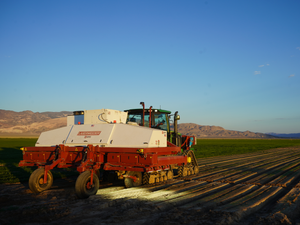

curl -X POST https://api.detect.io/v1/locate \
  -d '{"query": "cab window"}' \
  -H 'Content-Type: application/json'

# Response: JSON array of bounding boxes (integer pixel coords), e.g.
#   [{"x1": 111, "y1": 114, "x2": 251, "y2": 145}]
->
[
  {"x1": 127, "y1": 113, "x2": 150, "y2": 127},
  {"x1": 153, "y1": 113, "x2": 167, "y2": 130}
]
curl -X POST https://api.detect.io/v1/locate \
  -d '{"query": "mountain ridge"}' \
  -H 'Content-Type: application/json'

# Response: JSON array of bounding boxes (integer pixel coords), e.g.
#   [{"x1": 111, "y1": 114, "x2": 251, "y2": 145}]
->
[
  {"x1": 266, "y1": 132, "x2": 300, "y2": 138},
  {"x1": 0, "y1": 109, "x2": 71, "y2": 135},
  {"x1": 0, "y1": 109, "x2": 286, "y2": 138},
  {"x1": 177, "y1": 123, "x2": 275, "y2": 139}
]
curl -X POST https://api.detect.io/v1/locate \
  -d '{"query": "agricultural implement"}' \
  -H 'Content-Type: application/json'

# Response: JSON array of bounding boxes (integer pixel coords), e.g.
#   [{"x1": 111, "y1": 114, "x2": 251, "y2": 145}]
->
[{"x1": 19, "y1": 102, "x2": 198, "y2": 198}]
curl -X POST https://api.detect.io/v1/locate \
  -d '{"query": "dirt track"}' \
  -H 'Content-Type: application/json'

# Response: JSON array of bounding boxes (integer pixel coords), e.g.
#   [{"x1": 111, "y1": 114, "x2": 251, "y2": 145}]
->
[{"x1": 1, "y1": 147, "x2": 300, "y2": 225}]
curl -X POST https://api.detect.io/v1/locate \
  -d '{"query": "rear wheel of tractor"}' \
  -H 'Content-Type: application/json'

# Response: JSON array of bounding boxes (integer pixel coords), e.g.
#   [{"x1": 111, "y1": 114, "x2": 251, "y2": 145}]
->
[
  {"x1": 29, "y1": 168, "x2": 53, "y2": 194},
  {"x1": 75, "y1": 171, "x2": 99, "y2": 199},
  {"x1": 124, "y1": 171, "x2": 142, "y2": 188}
]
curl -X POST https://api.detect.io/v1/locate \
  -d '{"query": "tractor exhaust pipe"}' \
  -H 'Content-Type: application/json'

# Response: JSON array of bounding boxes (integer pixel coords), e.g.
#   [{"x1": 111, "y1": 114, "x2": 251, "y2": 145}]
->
[
  {"x1": 174, "y1": 111, "x2": 180, "y2": 146},
  {"x1": 140, "y1": 102, "x2": 145, "y2": 126},
  {"x1": 149, "y1": 106, "x2": 152, "y2": 128},
  {"x1": 174, "y1": 111, "x2": 178, "y2": 136}
]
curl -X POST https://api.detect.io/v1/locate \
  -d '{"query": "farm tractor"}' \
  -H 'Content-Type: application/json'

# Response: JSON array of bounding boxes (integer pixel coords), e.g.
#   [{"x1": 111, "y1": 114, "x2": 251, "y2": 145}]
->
[{"x1": 19, "y1": 102, "x2": 198, "y2": 198}]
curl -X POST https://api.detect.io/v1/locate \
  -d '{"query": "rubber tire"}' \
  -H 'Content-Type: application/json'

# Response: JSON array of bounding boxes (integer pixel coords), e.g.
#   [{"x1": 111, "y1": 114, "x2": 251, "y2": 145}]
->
[
  {"x1": 75, "y1": 171, "x2": 99, "y2": 199},
  {"x1": 29, "y1": 168, "x2": 53, "y2": 194},
  {"x1": 124, "y1": 171, "x2": 142, "y2": 188}
]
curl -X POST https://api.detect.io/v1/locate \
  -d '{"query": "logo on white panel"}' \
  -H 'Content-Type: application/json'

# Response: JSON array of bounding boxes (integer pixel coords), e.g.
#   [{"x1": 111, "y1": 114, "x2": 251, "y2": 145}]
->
[{"x1": 77, "y1": 131, "x2": 101, "y2": 136}]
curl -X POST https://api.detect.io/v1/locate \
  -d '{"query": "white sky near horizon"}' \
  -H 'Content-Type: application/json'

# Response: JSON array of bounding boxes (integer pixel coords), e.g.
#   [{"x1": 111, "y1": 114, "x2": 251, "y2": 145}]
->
[{"x1": 0, "y1": 0, "x2": 299, "y2": 134}]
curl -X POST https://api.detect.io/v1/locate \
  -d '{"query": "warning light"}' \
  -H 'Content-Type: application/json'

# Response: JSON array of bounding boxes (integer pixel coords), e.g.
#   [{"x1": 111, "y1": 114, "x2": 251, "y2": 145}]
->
[
  {"x1": 78, "y1": 121, "x2": 81, "y2": 125},
  {"x1": 113, "y1": 120, "x2": 116, "y2": 123}
]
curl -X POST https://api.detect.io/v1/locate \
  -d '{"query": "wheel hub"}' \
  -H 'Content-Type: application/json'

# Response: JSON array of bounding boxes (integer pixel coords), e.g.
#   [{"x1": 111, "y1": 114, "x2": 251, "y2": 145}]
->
[
  {"x1": 86, "y1": 182, "x2": 94, "y2": 189},
  {"x1": 39, "y1": 178, "x2": 44, "y2": 185}
]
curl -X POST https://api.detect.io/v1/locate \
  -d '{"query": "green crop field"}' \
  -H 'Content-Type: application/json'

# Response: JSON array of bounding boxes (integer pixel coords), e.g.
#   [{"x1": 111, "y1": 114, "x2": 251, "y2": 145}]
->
[
  {"x1": 0, "y1": 138, "x2": 300, "y2": 184},
  {"x1": 0, "y1": 138, "x2": 78, "y2": 184},
  {"x1": 193, "y1": 139, "x2": 300, "y2": 158}
]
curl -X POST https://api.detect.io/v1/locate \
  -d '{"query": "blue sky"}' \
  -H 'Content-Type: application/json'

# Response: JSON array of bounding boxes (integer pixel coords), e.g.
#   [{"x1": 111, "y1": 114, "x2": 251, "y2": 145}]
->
[{"x1": 0, "y1": 0, "x2": 299, "y2": 133}]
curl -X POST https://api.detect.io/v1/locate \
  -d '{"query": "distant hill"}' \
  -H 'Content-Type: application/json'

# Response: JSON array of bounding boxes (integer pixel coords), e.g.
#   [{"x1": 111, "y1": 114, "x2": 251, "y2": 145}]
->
[
  {"x1": 266, "y1": 132, "x2": 300, "y2": 138},
  {"x1": 0, "y1": 109, "x2": 71, "y2": 135},
  {"x1": 0, "y1": 109, "x2": 277, "y2": 138},
  {"x1": 177, "y1": 123, "x2": 276, "y2": 139}
]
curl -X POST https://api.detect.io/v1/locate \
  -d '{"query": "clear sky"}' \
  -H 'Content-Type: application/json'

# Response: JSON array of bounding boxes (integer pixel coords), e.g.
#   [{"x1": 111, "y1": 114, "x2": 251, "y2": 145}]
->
[{"x1": 0, "y1": 0, "x2": 299, "y2": 133}]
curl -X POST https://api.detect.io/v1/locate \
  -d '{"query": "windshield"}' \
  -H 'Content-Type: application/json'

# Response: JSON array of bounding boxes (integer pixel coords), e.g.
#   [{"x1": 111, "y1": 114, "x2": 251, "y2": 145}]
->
[
  {"x1": 127, "y1": 112, "x2": 168, "y2": 131},
  {"x1": 127, "y1": 113, "x2": 150, "y2": 127}
]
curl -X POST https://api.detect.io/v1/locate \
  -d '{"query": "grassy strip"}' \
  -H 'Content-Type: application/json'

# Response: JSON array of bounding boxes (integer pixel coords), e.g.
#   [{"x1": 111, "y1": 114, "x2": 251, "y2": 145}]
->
[
  {"x1": 193, "y1": 139, "x2": 300, "y2": 158},
  {"x1": 0, "y1": 138, "x2": 78, "y2": 184}
]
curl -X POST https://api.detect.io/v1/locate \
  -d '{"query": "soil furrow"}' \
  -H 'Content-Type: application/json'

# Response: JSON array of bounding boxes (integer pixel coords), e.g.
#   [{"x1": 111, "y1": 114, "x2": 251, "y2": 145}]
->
[
  {"x1": 255, "y1": 188, "x2": 300, "y2": 224},
  {"x1": 2, "y1": 147, "x2": 300, "y2": 225},
  {"x1": 265, "y1": 164, "x2": 300, "y2": 187},
  {"x1": 215, "y1": 186, "x2": 284, "y2": 224},
  {"x1": 192, "y1": 152, "x2": 297, "y2": 182},
  {"x1": 241, "y1": 156, "x2": 300, "y2": 185},
  {"x1": 179, "y1": 184, "x2": 257, "y2": 210}
]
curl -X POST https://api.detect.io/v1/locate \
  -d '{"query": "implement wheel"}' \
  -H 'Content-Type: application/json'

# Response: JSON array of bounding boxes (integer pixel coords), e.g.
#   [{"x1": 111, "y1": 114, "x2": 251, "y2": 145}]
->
[
  {"x1": 29, "y1": 168, "x2": 53, "y2": 194},
  {"x1": 75, "y1": 171, "x2": 99, "y2": 199},
  {"x1": 124, "y1": 171, "x2": 142, "y2": 188},
  {"x1": 167, "y1": 170, "x2": 174, "y2": 180}
]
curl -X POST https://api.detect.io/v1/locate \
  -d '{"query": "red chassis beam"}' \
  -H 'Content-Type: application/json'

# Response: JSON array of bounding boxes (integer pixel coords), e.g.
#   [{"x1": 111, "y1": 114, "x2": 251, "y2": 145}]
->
[{"x1": 19, "y1": 144, "x2": 187, "y2": 173}]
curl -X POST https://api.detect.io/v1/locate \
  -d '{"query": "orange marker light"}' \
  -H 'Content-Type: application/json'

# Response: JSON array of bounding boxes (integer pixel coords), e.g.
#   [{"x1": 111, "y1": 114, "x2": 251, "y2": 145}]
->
[{"x1": 78, "y1": 121, "x2": 81, "y2": 125}]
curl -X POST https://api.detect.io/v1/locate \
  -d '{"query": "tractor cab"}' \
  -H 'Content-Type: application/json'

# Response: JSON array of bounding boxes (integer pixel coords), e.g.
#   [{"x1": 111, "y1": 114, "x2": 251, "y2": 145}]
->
[
  {"x1": 125, "y1": 102, "x2": 184, "y2": 147},
  {"x1": 125, "y1": 108, "x2": 171, "y2": 131}
]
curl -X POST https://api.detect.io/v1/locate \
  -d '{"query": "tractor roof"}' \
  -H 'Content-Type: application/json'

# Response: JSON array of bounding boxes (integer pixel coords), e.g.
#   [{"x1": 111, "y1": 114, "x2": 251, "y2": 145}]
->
[{"x1": 124, "y1": 108, "x2": 171, "y2": 114}]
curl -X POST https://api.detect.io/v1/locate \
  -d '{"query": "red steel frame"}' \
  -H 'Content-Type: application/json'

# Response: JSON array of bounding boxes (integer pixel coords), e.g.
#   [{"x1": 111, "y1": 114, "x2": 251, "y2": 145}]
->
[{"x1": 19, "y1": 142, "x2": 188, "y2": 184}]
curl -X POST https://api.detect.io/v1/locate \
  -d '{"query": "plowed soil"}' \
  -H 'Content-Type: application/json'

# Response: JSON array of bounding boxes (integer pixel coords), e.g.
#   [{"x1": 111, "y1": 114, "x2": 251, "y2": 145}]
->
[{"x1": 1, "y1": 147, "x2": 300, "y2": 225}]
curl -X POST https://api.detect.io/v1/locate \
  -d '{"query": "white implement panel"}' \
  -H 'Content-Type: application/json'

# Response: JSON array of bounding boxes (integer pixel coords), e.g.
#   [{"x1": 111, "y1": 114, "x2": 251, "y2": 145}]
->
[
  {"x1": 36, "y1": 123, "x2": 167, "y2": 148},
  {"x1": 108, "y1": 124, "x2": 167, "y2": 148},
  {"x1": 84, "y1": 109, "x2": 128, "y2": 124},
  {"x1": 65, "y1": 124, "x2": 114, "y2": 146},
  {"x1": 36, "y1": 126, "x2": 72, "y2": 146},
  {"x1": 67, "y1": 109, "x2": 128, "y2": 126}
]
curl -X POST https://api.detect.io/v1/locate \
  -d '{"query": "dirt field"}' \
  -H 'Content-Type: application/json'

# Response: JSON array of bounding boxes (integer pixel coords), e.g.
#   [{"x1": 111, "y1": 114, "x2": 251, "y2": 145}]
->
[{"x1": 1, "y1": 147, "x2": 300, "y2": 225}]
